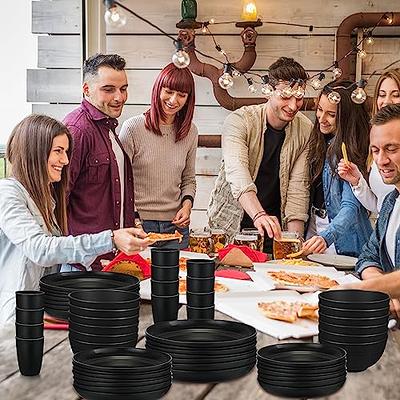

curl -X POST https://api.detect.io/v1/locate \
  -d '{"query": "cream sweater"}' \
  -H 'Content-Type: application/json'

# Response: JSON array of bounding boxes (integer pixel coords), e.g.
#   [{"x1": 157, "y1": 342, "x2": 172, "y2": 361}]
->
[{"x1": 120, "y1": 114, "x2": 198, "y2": 221}]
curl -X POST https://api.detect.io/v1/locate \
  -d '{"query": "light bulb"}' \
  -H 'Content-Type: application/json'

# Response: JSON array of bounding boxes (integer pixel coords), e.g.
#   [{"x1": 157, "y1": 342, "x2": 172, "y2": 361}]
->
[
  {"x1": 210, "y1": 18, "x2": 215, "y2": 24},
  {"x1": 351, "y1": 87, "x2": 367, "y2": 104},
  {"x1": 327, "y1": 91, "x2": 341, "y2": 104},
  {"x1": 332, "y1": 67, "x2": 342, "y2": 80},
  {"x1": 310, "y1": 77, "x2": 323, "y2": 90},
  {"x1": 241, "y1": 0, "x2": 258, "y2": 21},
  {"x1": 202, "y1": 25, "x2": 207, "y2": 34},
  {"x1": 172, "y1": 50, "x2": 190, "y2": 69},
  {"x1": 293, "y1": 86, "x2": 305, "y2": 99},
  {"x1": 248, "y1": 84, "x2": 257, "y2": 93},
  {"x1": 279, "y1": 86, "x2": 293, "y2": 99},
  {"x1": 218, "y1": 73, "x2": 234, "y2": 90},
  {"x1": 358, "y1": 49, "x2": 367, "y2": 58},
  {"x1": 366, "y1": 36, "x2": 374, "y2": 45},
  {"x1": 261, "y1": 83, "x2": 274, "y2": 98},
  {"x1": 104, "y1": 5, "x2": 127, "y2": 27}
]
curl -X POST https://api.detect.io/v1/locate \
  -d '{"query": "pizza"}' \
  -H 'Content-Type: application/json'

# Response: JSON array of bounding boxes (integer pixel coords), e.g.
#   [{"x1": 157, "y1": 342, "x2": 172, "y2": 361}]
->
[
  {"x1": 267, "y1": 271, "x2": 338, "y2": 289},
  {"x1": 271, "y1": 258, "x2": 321, "y2": 267},
  {"x1": 258, "y1": 301, "x2": 318, "y2": 323},
  {"x1": 178, "y1": 278, "x2": 229, "y2": 294},
  {"x1": 147, "y1": 230, "x2": 183, "y2": 243}
]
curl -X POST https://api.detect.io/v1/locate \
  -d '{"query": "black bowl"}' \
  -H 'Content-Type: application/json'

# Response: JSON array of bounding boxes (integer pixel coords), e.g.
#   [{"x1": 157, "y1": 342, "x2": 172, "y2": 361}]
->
[
  {"x1": 319, "y1": 320, "x2": 388, "y2": 335},
  {"x1": 69, "y1": 290, "x2": 140, "y2": 310},
  {"x1": 69, "y1": 320, "x2": 138, "y2": 335},
  {"x1": 69, "y1": 338, "x2": 137, "y2": 353},
  {"x1": 69, "y1": 328, "x2": 138, "y2": 343},
  {"x1": 16, "y1": 291, "x2": 44, "y2": 309},
  {"x1": 73, "y1": 380, "x2": 171, "y2": 394},
  {"x1": 69, "y1": 304, "x2": 139, "y2": 318},
  {"x1": 319, "y1": 303, "x2": 389, "y2": 318},
  {"x1": 319, "y1": 313, "x2": 389, "y2": 327},
  {"x1": 15, "y1": 322, "x2": 44, "y2": 339},
  {"x1": 319, "y1": 328, "x2": 387, "y2": 344},
  {"x1": 258, "y1": 373, "x2": 346, "y2": 387},
  {"x1": 186, "y1": 259, "x2": 215, "y2": 278},
  {"x1": 173, "y1": 356, "x2": 256, "y2": 371},
  {"x1": 319, "y1": 337, "x2": 387, "y2": 372},
  {"x1": 151, "y1": 248, "x2": 180, "y2": 266},
  {"x1": 69, "y1": 312, "x2": 139, "y2": 327},
  {"x1": 319, "y1": 289, "x2": 390, "y2": 309},
  {"x1": 257, "y1": 362, "x2": 345, "y2": 378}
]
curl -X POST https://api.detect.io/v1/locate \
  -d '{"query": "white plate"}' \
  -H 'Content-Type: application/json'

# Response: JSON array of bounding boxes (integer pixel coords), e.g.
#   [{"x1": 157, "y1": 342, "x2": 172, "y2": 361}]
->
[{"x1": 307, "y1": 254, "x2": 358, "y2": 270}]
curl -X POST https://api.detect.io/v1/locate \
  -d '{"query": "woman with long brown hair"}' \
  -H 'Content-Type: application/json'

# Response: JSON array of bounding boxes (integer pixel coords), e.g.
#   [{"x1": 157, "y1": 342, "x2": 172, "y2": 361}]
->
[
  {"x1": 120, "y1": 63, "x2": 198, "y2": 249},
  {"x1": 0, "y1": 114, "x2": 151, "y2": 323},
  {"x1": 303, "y1": 80, "x2": 372, "y2": 256}
]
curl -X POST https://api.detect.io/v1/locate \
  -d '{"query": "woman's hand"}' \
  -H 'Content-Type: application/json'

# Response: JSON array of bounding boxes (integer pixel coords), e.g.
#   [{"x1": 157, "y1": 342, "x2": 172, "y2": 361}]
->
[
  {"x1": 337, "y1": 159, "x2": 362, "y2": 186},
  {"x1": 303, "y1": 235, "x2": 327, "y2": 255},
  {"x1": 172, "y1": 200, "x2": 192, "y2": 228},
  {"x1": 112, "y1": 227, "x2": 153, "y2": 254}
]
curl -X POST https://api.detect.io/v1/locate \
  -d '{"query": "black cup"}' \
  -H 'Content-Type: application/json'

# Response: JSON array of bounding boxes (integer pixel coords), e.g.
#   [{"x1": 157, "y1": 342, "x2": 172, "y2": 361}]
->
[
  {"x1": 187, "y1": 305, "x2": 215, "y2": 320},
  {"x1": 15, "y1": 308, "x2": 44, "y2": 324},
  {"x1": 151, "y1": 280, "x2": 179, "y2": 296},
  {"x1": 151, "y1": 294, "x2": 179, "y2": 323},
  {"x1": 186, "y1": 291, "x2": 215, "y2": 308},
  {"x1": 187, "y1": 259, "x2": 215, "y2": 278},
  {"x1": 16, "y1": 337, "x2": 44, "y2": 376},
  {"x1": 151, "y1": 265, "x2": 179, "y2": 281},
  {"x1": 151, "y1": 248, "x2": 180, "y2": 266},
  {"x1": 16, "y1": 291, "x2": 45, "y2": 309},
  {"x1": 187, "y1": 276, "x2": 215, "y2": 293},
  {"x1": 15, "y1": 322, "x2": 44, "y2": 339}
]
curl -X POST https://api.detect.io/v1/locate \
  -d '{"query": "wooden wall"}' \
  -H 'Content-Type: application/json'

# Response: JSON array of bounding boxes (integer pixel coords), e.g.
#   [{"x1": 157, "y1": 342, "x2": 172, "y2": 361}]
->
[{"x1": 30, "y1": 0, "x2": 400, "y2": 228}]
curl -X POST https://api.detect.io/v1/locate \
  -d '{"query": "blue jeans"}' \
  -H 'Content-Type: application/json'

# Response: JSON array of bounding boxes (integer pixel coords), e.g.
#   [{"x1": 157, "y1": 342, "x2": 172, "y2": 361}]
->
[{"x1": 142, "y1": 220, "x2": 189, "y2": 249}]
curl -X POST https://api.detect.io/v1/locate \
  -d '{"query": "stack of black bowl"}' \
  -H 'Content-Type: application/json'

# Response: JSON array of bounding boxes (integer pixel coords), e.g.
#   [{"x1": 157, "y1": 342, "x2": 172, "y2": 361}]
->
[
  {"x1": 40, "y1": 272, "x2": 140, "y2": 320},
  {"x1": 68, "y1": 289, "x2": 140, "y2": 353},
  {"x1": 145, "y1": 320, "x2": 256, "y2": 382},
  {"x1": 72, "y1": 347, "x2": 172, "y2": 400},
  {"x1": 318, "y1": 289, "x2": 389, "y2": 372},
  {"x1": 257, "y1": 343, "x2": 347, "y2": 398},
  {"x1": 186, "y1": 259, "x2": 215, "y2": 319},
  {"x1": 15, "y1": 291, "x2": 45, "y2": 376}
]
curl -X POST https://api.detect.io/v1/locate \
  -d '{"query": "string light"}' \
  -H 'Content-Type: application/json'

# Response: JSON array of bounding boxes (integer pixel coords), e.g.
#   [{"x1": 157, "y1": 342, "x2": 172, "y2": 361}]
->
[
  {"x1": 365, "y1": 31, "x2": 374, "y2": 45},
  {"x1": 310, "y1": 73, "x2": 325, "y2": 90},
  {"x1": 384, "y1": 12, "x2": 394, "y2": 25},
  {"x1": 351, "y1": 79, "x2": 368, "y2": 104},
  {"x1": 172, "y1": 40, "x2": 191, "y2": 68},
  {"x1": 327, "y1": 91, "x2": 341, "y2": 104},
  {"x1": 261, "y1": 75, "x2": 274, "y2": 98},
  {"x1": 332, "y1": 63, "x2": 342, "y2": 80},
  {"x1": 218, "y1": 64, "x2": 234, "y2": 89},
  {"x1": 358, "y1": 49, "x2": 367, "y2": 58},
  {"x1": 104, "y1": 2, "x2": 127, "y2": 27}
]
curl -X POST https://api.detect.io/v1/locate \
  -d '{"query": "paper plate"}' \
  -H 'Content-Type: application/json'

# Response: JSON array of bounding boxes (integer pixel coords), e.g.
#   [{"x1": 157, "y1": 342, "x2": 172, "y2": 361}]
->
[{"x1": 307, "y1": 254, "x2": 358, "y2": 270}]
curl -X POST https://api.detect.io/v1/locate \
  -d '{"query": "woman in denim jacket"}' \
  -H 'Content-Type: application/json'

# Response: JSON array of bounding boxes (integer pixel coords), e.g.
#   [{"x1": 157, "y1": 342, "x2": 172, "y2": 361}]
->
[{"x1": 303, "y1": 80, "x2": 372, "y2": 256}]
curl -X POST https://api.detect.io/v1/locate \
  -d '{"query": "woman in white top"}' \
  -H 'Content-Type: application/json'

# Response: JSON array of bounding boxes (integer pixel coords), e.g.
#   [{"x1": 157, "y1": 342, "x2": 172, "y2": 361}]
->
[
  {"x1": 338, "y1": 68, "x2": 400, "y2": 212},
  {"x1": 0, "y1": 115, "x2": 151, "y2": 324}
]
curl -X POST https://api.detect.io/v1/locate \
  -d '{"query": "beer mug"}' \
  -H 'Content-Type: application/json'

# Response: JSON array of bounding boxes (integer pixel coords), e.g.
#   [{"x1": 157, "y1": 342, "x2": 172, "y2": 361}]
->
[
  {"x1": 272, "y1": 231, "x2": 302, "y2": 260},
  {"x1": 233, "y1": 233, "x2": 258, "y2": 251},
  {"x1": 210, "y1": 229, "x2": 227, "y2": 255},
  {"x1": 189, "y1": 229, "x2": 213, "y2": 254},
  {"x1": 241, "y1": 228, "x2": 264, "y2": 252}
]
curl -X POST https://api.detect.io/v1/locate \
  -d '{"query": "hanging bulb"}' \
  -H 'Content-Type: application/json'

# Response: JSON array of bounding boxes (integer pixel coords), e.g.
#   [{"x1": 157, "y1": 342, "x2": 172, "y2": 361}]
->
[
  {"x1": 358, "y1": 49, "x2": 367, "y2": 58},
  {"x1": 172, "y1": 40, "x2": 190, "y2": 69},
  {"x1": 218, "y1": 64, "x2": 234, "y2": 90},
  {"x1": 351, "y1": 87, "x2": 367, "y2": 104},
  {"x1": 279, "y1": 85, "x2": 293, "y2": 99},
  {"x1": 366, "y1": 35, "x2": 374, "y2": 45},
  {"x1": 332, "y1": 67, "x2": 342, "y2": 80},
  {"x1": 384, "y1": 13, "x2": 394, "y2": 25},
  {"x1": 104, "y1": 4, "x2": 127, "y2": 27},
  {"x1": 310, "y1": 77, "x2": 322, "y2": 90},
  {"x1": 327, "y1": 91, "x2": 341, "y2": 104},
  {"x1": 293, "y1": 85, "x2": 305, "y2": 99},
  {"x1": 209, "y1": 18, "x2": 215, "y2": 24}
]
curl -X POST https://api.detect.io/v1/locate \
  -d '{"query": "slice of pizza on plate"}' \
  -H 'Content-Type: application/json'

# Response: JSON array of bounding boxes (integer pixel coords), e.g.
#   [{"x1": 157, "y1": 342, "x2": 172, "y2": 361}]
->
[
  {"x1": 258, "y1": 300, "x2": 318, "y2": 323},
  {"x1": 267, "y1": 271, "x2": 338, "y2": 290},
  {"x1": 147, "y1": 230, "x2": 183, "y2": 243}
]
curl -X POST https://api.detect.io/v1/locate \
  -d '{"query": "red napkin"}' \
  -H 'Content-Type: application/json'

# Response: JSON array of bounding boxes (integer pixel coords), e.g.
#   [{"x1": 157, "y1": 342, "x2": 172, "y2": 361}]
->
[
  {"x1": 44, "y1": 322, "x2": 69, "y2": 330},
  {"x1": 215, "y1": 270, "x2": 251, "y2": 280},
  {"x1": 102, "y1": 252, "x2": 151, "y2": 279},
  {"x1": 218, "y1": 244, "x2": 269, "y2": 263}
]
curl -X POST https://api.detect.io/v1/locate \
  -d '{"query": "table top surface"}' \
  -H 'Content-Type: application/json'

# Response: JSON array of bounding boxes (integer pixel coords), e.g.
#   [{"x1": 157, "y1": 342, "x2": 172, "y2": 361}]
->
[{"x1": 1, "y1": 302, "x2": 400, "y2": 400}]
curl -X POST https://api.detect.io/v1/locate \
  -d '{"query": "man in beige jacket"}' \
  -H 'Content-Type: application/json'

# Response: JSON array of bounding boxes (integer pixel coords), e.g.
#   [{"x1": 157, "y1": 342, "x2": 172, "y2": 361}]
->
[{"x1": 208, "y1": 57, "x2": 313, "y2": 252}]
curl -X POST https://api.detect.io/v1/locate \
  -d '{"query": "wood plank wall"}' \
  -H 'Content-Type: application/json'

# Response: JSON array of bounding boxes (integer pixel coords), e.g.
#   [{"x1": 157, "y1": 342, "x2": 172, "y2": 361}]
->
[{"x1": 31, "y1": 0, "x2": 400, "y2": 228}]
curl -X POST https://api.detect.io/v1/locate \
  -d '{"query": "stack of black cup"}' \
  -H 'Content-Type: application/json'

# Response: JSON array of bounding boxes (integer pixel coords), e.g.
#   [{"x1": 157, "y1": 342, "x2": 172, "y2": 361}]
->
[
  {"x1": 15, "y1": 290, "x2": 45, "y2": 376},
  {"x1": 186, "y1": 259, "x2": 215, "y2": 319},
  {"x1": 150, "y1": 248, "x2": 180, "y2": 323}
]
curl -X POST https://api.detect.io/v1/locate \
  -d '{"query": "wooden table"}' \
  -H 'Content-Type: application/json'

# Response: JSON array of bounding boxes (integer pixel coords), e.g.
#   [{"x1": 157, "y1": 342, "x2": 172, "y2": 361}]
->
[{"x1": 1, "y1": 302, "x2": 400, "y2": 400}]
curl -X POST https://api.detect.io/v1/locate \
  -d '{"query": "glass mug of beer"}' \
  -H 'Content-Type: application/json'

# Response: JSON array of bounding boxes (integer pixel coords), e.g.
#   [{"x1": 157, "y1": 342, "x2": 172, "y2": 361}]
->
[
  {"x1": 241, "y1": 228, "x2": 264, "y2": 252},
  {"x1": 210, "y1": 229, "x2": 227, "y2": 255},
  {"x1": 233, "y1": 233, "x2": 258, "y2": 251},
  {"x1": 189, "y1": 229, "x2": 213, "y2": 254},
  {"x1": 272, "y1": 231, "x2": 302, "y2": 260}
]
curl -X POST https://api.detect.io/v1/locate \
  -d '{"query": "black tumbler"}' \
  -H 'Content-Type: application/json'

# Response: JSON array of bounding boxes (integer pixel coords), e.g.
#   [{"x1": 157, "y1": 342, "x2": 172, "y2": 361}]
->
[
  {"x1": 187, "y1": 305, "x2": 215, "y2": 320},
  {"x1": 16, "y1": 291, "x2": 44, "y2": 310},
  {"x1": 151, "y1": 294, "x2": 179, "y2": 323},
  {"x1": 15, "y1": 308, "x2": 44, "y2": 324},
  {"x1": 151, "y1": 248, "x2": 180, "y2": 267},
  {"x1": 16, "y1": 337, "x2": 44, "y2": 376},
  {"x1": 15, "y1": 322, "x2": 44, "y2": 339},
  {"x1": 187, "y1": 259, "x2": 215, "y2": 278}
]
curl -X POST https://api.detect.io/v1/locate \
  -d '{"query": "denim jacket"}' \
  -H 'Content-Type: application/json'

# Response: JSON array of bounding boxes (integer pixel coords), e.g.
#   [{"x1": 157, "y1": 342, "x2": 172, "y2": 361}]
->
[
  {"x1": 356, "y1": 189, "x2": 400, "y2": 275},
  {"x1": 319, "y1": 161, "x2": 372, "y2": 257}
]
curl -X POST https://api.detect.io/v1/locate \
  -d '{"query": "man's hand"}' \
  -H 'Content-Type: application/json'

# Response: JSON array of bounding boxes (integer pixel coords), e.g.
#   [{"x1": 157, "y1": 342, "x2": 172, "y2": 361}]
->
[
  {"x1": 172, "y1": 200, "x2": 192, "y2": 228},
  {"x1": 337, "y1": 159, "x2": 362, "y2": 187},
  {"x1": 390, "y1": 298, "x2": 400, "y2": 320},
  {"x1": 112, "y1": 227, "x2": 153, "y2": 254},
  {"x1": 253, "y1": 214, "x2": 282, "y2": 239},
  {"x1": 303, "y1": 235, "x2": 327, "y2": 255}
]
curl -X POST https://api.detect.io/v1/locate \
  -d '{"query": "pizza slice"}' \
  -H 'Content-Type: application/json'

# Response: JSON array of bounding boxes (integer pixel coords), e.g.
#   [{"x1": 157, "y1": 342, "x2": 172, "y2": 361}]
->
[
  {"x1": 258, "y1": 301, "x2": 318, "y2": 323},
  {"x1": 147, "y1": 230, "x2": 183, "y2": 243},
  {"x1": 268, "y1": 271, "x2": 338, "y2": 289},
  {"x1": 178, "y1": 278, "x2": 229, "y2": 294},
  {"x1": 297, "y1": 303, "x2": 319, "y2": 321}
]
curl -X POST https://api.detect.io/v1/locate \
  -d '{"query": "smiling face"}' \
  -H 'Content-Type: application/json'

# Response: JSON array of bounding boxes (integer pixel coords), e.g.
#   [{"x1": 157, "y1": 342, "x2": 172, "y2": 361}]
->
[
  {"x1": 83, "y1": 66, "x2": 128, "y2": 118},
  {"x1": 47, "y1": 134, "x2": 69, "y2": 183},
  {"x1": 159, "y1": 87, "x2": 189, "y2": 124},
  {"x1": 316, "y1": 94, "x2": 337, "y2": 135},
  {"x1": 370, "y1": 119, "x2": 400, "y2": 188},
  {"x1": 266, "y1": 81, "x2": 304, "y2": 129},
  {"x1": 376, "y1": 77, "x2": 400, "y2": 111}
]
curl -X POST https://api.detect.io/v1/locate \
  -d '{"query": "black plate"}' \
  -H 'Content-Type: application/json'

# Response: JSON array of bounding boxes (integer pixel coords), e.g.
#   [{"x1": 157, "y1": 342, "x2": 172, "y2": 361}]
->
[
  {"x1": 69, "y1": 312, "x2": 139, "y2": 327},
  {"x1": 146, "y1": 320, "x2": 256, "y2": 348},
  {"x1": 169, "y1": 349, "x2": 256, "y2": 362},
  {"x1": 257, "y1": 360, "x2": 345, "y2": 376},
  {"x1": 319, "y1": 289, "x2": 389, "y2": 309},
  {"x1": 73, "y1": 384, "x2": 171, "y2": 400},
  {"x1": 173, "y1": 363, "x2": 255, "y2": 383},
  {"x1": 258, "y1": 379, "x2": 345, "y2": 398},
  {"x1": 73, "y1": 380, "x2": 171, "y2": 394},
  {"x1": 69, "y1": 338, "x2": 138, "y2": 354},
  {"x1": 173, "y1": 356, "x2": 256, "y2": 371},
  {"x1": 258, "y1": 372, "x2": 346, "y2": 386},
  {"x1": 257, "y1": 343, "x2": 346, "y2": 367},
  {"x1": 73, "y1": 347, "x2": 172, "y2": 372}
]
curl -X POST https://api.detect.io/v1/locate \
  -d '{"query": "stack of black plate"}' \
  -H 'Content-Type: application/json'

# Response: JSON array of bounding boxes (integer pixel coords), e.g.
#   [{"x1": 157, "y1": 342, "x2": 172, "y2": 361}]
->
[
  {"x1": 72, "y1": 347, "x2": 172, "y2": 400},
  {"x1": 145, "y1": 320, "x2": 256, "y2": 382},
  {"x1": 257, "y1": 343, "x2": 347, "y2": 398},
  {"x1": 40, "y1": 272, "x2": 140, "y2": 320}
]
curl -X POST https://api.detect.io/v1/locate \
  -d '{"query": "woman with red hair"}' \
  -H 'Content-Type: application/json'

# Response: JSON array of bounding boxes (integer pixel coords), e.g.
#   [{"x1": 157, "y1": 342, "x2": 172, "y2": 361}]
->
[{"x1": 120, "y1": 63, "x2": 197, "y2": 248}]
